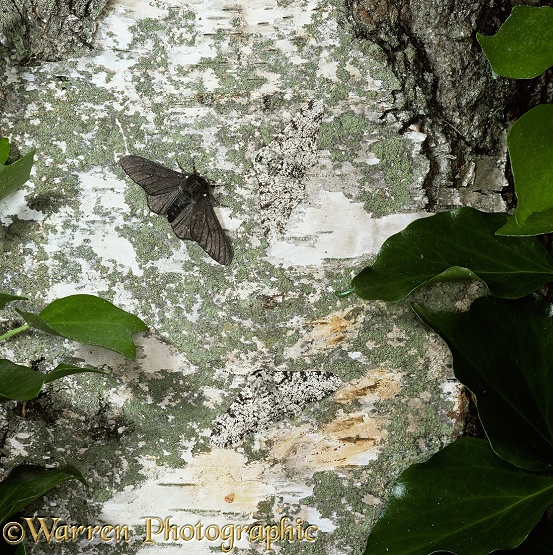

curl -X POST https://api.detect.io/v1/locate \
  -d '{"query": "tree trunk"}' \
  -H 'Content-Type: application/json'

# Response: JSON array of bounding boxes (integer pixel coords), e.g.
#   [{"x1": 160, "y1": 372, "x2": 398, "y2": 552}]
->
[{"x1": 347, "y1": 0, "x2": 553, "y2": 209}]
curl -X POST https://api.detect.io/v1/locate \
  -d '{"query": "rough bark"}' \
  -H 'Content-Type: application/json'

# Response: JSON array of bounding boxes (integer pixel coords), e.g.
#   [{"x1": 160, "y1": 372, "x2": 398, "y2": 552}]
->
[
  {"x1": 0, "y1": 0, "x2": 108, "y2": 63},
  {"x1": 346, "y1": 0, "x2": 553, "y2": 210}
]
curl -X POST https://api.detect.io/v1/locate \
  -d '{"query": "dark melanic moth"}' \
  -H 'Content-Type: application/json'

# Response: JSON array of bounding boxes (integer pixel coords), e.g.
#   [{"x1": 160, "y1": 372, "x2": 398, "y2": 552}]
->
[{"x1": 120, "y1": 155, "x2": 233, "y2": 265}]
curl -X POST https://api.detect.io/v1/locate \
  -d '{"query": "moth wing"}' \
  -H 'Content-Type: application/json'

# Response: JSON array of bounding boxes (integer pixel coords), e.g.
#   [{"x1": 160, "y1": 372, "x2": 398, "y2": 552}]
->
[
  {"x1": 120, "y1": 155, "x2": 187, "y2": 215},
  {"x1": 145, "y1": 189, "x2": 181, "y2": 215},
  {"x1": 210, "y1": 372, "x2": 276, "y2": 447},
  {"x1": 171, "y1": 196, "x2": 234, "y2": 265},
  {"x1": 274, "y1": 370, "x2": 341, "y2": 416},
  {"x1": 120, "y1": 155, "x2": 185, "y2": 193},
  {"x1": 210, "y1": 388, "x2": 261, "y2": 448},
  {"x1": 168, "y1": 202, "x2": 195, "y2": 241}
]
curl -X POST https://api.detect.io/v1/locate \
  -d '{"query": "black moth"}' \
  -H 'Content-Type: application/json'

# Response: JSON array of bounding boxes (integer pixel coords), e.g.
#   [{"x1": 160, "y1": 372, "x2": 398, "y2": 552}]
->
[{"x1": 120, "y1": 155, "x2": 233, "y2": 265}]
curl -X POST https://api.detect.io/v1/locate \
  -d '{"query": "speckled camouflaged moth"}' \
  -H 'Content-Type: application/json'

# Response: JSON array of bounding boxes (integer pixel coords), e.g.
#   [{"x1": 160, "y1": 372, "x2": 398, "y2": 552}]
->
[
  {"x1": 120, "y1": 154, "x2": 233, "y2": 265},
  {"x1": 210, "y1": 369, "x2": 341, "y2": 447}
]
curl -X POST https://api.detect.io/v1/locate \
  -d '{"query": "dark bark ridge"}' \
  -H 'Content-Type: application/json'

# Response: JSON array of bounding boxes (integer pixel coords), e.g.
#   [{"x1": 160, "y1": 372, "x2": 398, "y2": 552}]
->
[{"x1": 346, "y1": 0, "x2": 552, "y2": 211}]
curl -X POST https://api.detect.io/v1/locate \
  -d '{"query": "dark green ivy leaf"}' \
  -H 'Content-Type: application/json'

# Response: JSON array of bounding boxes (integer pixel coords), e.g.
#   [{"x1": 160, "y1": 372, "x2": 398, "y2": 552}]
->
[
  {"x1": 15, "y1": 294, "x2": 148, "y2": 359},
  {"x1": 0, "y1": 294, "x2": 27, "y2": 310},
  {"x1": 345, "y1": 208, "x2": 553, "y2": 301},
  {"x1": 0, "y1": 359, "x2": 105, "y2": 402},
  {"x1": 0, "y1": 141, "x2": 35, "y2": 202},
  {"x1": 414, "y1": 295, "x2": 553, "y2": 472},
  {"x1": 494, "y1": 519, "x2": 553, "y2": 554},
  {"x1": 0, "y1": 465, "x2": 86, "y2": 526},
  {"x1": 364, "y1": 438, "x2": 553, "y2": 555},
  {"x1": 14, "y1": 309, "x2": 59, "y2": 336},
  {"x1": 477, "y1": 6, "x2": 553, "y2": 79},
  {"x1": 496, "y1": 105, "x2": 553, "y2": 236}
]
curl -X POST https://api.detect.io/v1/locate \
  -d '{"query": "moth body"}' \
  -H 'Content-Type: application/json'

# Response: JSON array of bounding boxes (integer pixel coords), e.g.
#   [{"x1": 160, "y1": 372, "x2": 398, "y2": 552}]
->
[{"x1": 120, "y1": 154, "x2": 233, "y2": 265}]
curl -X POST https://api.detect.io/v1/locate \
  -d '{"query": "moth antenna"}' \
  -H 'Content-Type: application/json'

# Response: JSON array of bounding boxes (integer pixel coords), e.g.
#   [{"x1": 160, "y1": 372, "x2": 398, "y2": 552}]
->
[{"x1": 177, "y1": 156, "x2": 198, "y2": 175}]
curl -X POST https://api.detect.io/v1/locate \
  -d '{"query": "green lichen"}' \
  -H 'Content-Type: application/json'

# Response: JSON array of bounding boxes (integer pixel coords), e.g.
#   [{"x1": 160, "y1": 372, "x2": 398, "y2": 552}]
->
[
  {"x1": 359, "y1": 137, "x2": 415, "y2": 217},
  {"x1": 317, "y1": 112, "x2": 370, "y2": 162}
]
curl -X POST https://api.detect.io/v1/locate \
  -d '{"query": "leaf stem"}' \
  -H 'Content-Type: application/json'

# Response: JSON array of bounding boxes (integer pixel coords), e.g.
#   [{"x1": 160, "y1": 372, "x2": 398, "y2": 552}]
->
[{"x1": 0, "y1": 323, "x2": 29, "y2": 342}]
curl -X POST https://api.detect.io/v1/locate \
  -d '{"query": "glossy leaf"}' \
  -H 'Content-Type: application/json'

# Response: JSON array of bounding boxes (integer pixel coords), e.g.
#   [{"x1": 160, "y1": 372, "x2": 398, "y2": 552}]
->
[
  {"x1": 347, "y1": 208, "x2": 553, "y2": 301},
  {"x1": 364, "y1": 438, "x2": 553, "y2": 555},
  {"x1": 494, "y1": 519, "x2": 553, "y2": 554},
  {"x1": 414, "y1": 295, "x2": 553, "y2": 471},
  {"x1": 0, "y1": 143, "x2": 34, "y2": 202},
  {"x1": 0, "y1": 294, "x2": 27, "y2": 310},
  {"x1": 14, "y1": 309, "x2": 59, "y2": 336},
  {"x1": 497, "y1": 210, "x2": 553, "y2": 237},
  {"x1": 477, "y1": 6, "x2": 553, "y2": 79},
  {"x1": 496, "y1": 105, "x2": 553, "y2": 236},
  {"x1": 0, "y1": 359, "x2": 105, "y2": 402},
  {"x1": 0, "y1": 465, "x2": 86, "y2": 526},
  {"x1": 15, "y1": 294, "x2": 148, "y2": 359}
]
